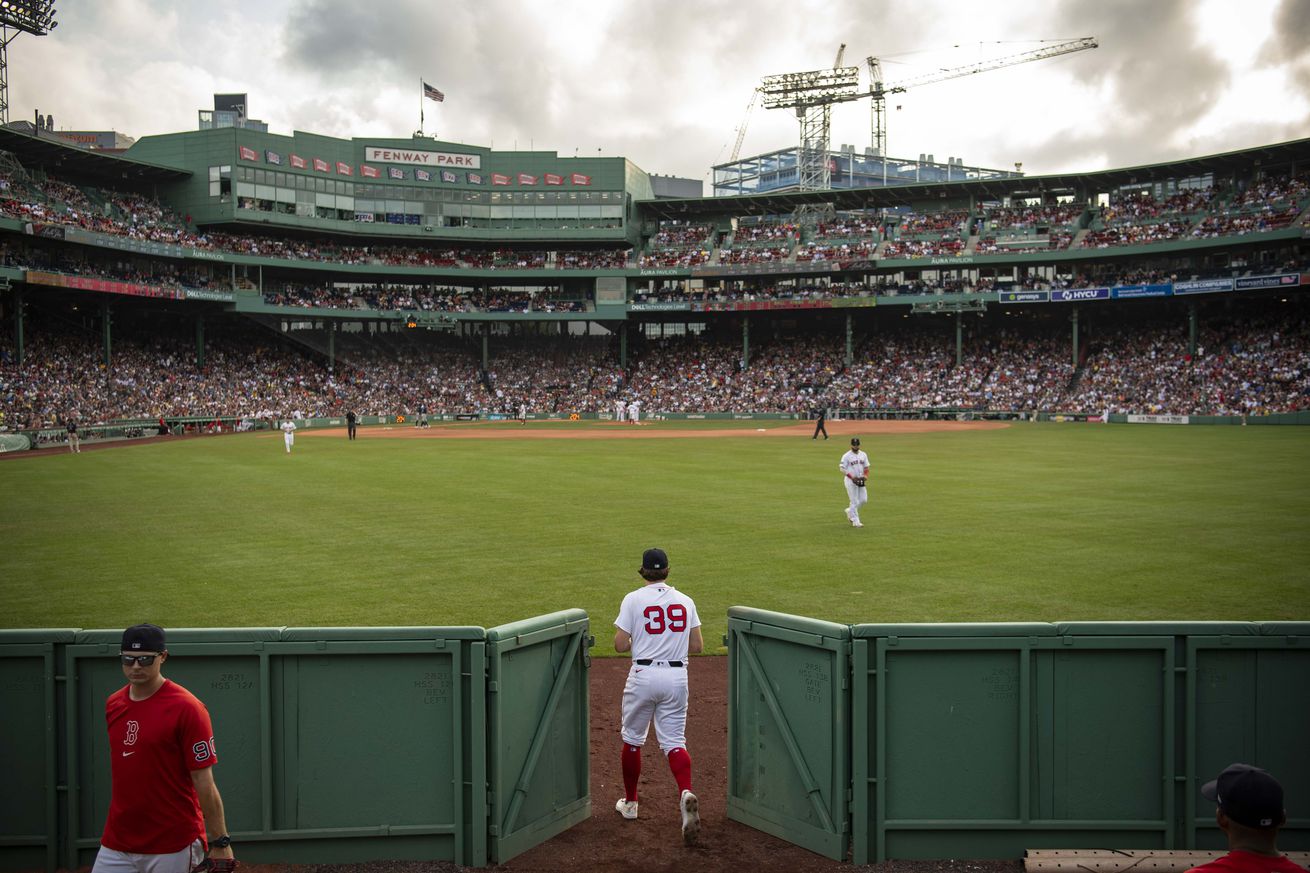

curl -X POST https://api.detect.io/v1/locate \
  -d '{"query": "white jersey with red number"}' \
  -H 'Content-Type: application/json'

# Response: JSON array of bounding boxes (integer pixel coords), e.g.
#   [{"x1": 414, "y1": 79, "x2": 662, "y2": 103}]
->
[{"x1": 614, "y1": 582, "x2": 700, "y2": 662}]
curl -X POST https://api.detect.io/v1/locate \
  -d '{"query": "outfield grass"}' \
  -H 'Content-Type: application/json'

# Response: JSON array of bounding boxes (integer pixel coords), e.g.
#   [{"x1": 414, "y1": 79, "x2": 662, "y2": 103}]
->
[{"x1": 3, "y1": 421, "x2": 1308, "y2": 651}]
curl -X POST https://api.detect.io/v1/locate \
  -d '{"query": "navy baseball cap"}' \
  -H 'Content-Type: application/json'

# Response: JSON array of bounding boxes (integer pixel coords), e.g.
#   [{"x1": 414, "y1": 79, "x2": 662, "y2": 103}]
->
[
  {"x1": 850, "y1": 437, "x2": 860, "y2": 446},
  {"x1": 122, "y1": 623, "x2": 166, "y2": 653},
  {"x1": 1201, "y1": 763, "x2": 1284, "y2": 829},
  {"x1": 642, "y1": 548, "x2": 669, "y2": 571}
]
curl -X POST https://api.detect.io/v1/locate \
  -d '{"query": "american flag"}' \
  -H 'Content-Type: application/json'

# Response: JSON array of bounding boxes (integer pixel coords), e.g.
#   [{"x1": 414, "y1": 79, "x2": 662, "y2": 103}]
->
[{"x1": 423, "y1": 81, "x2": 445, "y2": 103}]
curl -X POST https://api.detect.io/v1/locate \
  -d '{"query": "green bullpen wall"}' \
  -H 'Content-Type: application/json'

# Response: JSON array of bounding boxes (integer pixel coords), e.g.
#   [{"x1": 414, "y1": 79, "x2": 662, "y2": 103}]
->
[
  {"x1": 0, "y1": 611, "x2": 590, "y2": 872},
  {"x1": 726, "y1": 609, "x2": 1310, "y2": 864}
]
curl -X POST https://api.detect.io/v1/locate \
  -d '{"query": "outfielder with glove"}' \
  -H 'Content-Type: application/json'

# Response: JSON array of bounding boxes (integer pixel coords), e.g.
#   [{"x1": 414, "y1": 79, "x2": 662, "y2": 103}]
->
[
  {"x1": 840, "y1": 436, "x2": 870, "y2": 528},
  {"x1": 93, "y1": 623, "x2": 238, "y2": 873},
  {"x1": 613, "y1": 548, "x2": 704, "y2": 846}
]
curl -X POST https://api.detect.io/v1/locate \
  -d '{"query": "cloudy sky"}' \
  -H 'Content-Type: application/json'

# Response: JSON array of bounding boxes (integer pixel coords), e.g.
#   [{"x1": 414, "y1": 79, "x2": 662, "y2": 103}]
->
[{"x1": 12, "y1": 0, "x2": 1310, "y2": 183}]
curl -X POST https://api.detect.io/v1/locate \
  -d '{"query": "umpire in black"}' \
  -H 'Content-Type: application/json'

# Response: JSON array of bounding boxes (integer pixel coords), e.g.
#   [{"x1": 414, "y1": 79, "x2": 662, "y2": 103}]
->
[
  {"x1": 812, "y1": 401, "x2": 829, "y2": 440},
  {"x1": 346, "y1": 410, "x2": 358, "y2": 440}
]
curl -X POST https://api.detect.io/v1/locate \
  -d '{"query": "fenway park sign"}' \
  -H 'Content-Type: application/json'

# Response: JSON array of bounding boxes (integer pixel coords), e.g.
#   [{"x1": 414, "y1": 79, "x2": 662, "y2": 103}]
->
[{"x1": 364, "y1": 147, "x2": 481, "y2": 169}]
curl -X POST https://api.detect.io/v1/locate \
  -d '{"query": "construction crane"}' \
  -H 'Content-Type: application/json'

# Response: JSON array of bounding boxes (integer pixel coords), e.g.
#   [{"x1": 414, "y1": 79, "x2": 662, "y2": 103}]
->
[
  {"x1": 728, "y1": 89, "x2": 760, "y2": 164},
  {"x1": 867, "y1": 37, "x2": 1097, "y2": 157}
]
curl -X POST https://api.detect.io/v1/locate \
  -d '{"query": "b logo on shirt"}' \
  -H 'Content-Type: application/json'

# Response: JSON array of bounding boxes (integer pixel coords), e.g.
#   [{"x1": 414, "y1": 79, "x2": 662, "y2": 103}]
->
[{"x1": 124, "y1": 720, "x2": 139, "y2": 746}]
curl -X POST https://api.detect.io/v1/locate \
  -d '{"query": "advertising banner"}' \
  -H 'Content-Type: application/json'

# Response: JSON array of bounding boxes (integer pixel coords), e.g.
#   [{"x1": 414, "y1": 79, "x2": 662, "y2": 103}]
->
[
  {"x1": 628, "y1": 302, "x2": 691, "y2": 312},
  {"x1": 1235, "y1": 272, "x2": 1300, "y2": 290},
  {"x1": 1126, "y1": 414, "x2": 1190, "y2": 424},
  {"x1": 1172, "y1": 277, "x2": 1234, "y2": 295},
  {"x1": 183, "y1": 288, "x2": 235, "y2": 302},
  {"x1": 1113, "y1": 283, "x2": 1172, "y2": 299},
  {"x1": 1051, "y1": 287, "x2": 1111, "y2": 302},
  {"x1": 999, "y1": 290, "x2": 1049, "y2": 303}
]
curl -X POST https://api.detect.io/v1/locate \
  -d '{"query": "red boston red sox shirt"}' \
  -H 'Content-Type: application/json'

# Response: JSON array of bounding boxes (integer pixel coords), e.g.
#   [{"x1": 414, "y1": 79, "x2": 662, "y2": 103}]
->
[
  {"x1": 102, "y1": 679, "x2": 217, "y2": 854},
  {"x1": 1188, "y1": 851, "x2": 1309, "y2": 873}
]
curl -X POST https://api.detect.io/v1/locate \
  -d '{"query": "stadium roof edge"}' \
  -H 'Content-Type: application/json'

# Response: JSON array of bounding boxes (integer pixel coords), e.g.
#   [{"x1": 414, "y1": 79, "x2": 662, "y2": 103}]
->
[
  {"x1": 637, "y1": 137, "x2": 1310, "y2": 217},
  {"x1": 0, "y1": 127, "x2": 192, "y2": 183}
]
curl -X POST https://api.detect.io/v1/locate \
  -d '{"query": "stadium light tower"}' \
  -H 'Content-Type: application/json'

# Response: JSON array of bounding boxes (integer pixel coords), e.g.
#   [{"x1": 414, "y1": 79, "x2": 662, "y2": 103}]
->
[
  {"x1": 0, "y1": 1, "x2": 59, "y2": 125},
  {"x1": 760, "y1": 61, "x2": 861, "y2": 191}
]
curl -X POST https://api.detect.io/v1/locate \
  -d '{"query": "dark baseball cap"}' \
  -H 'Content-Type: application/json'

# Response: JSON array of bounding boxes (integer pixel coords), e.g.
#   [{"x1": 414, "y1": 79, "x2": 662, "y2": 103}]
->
[
  {"x1": 121, "y1": 623, "x2": 166, "y2": 653},
  {"x1": 850, "y1": 437, "x2": 861, "y2": 446},
  {"x1": 1201, "y1": 763, "x2": 1284, "y2": 829},
  {"x1": 642, "y1": 548, "x2": 669, "y2": 571}
]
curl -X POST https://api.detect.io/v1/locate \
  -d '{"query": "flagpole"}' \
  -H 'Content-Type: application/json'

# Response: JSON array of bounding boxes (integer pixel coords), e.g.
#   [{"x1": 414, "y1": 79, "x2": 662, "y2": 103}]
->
[{"x1": 419, "y1": 79, "x2": 424, "y2": 134}]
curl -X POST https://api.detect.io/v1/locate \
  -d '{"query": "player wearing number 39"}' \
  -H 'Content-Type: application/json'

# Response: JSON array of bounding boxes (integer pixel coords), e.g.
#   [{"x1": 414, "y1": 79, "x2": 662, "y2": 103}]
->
[
  {"x1": 93, "y1": 623, "x2": 237, "y2": 873},
  {"x1": 840, "y1": 436, "x2": 870, "y2": 528},
  {"x1": 613, "y1": 548, "x2": 704, "y2": 846}
]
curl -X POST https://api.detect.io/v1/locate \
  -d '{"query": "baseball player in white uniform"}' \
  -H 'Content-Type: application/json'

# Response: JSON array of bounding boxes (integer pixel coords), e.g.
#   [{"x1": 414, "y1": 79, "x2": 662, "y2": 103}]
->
[
  {"x1": 614, "y1": 398, "x2": 626, "y2": 423},
  {"x1": 840, "y1": 436, "x2": 870, "y2": 527},
  {"x1": 628, "y1": 399, "x2": 641, "y2": 424},
  {"x1": 281, "y1": 418, "x2": 297, "y2": 453},
  {"x1": 613, "y1": 548, "x2": 703, "y2": 845}
]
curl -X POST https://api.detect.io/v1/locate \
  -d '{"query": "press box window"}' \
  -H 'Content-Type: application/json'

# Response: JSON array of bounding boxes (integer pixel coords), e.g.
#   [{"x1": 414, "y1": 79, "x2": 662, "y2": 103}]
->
[{"x1": 208, "y1": 165, "x2": 232, "y2": 200}]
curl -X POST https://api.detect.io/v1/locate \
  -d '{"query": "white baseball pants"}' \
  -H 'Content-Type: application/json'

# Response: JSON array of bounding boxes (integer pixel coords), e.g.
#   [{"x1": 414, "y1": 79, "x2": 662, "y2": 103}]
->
[
  {"x1": 844, "y1": 477, "x2": 868, "y2": 524},
  {"x1": 621, "y1": 663, "x2": 689, "y2": 753}
]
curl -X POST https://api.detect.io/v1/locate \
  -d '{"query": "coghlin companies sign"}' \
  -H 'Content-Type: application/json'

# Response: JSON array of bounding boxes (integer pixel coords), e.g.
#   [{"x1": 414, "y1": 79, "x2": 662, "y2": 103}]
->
[{"x1": 364, "y1": 147, "x2": 481, "y2": 169}]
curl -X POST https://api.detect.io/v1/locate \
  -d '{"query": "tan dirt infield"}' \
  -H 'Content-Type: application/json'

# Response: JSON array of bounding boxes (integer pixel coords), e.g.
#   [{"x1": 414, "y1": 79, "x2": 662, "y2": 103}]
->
[{"x1": 301, "y1": 418, "x2": 1008, "y2": 441}]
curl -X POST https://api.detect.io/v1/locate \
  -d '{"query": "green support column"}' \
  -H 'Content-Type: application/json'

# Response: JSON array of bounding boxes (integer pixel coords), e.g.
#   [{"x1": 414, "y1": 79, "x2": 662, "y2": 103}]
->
[
  {"x1": 481, "y1": 327, "x2": 489, "y2": 371},
  {"x1": 14, "y1": 286, "x2": 23, "y2": 364},
  {"x1": 845, "y1": 313, "x2": 853, "y2": 367},
  {"x1": 1188, "y1": 303, "x2": 1198, "y2": 357},
  {"x1": 195, "y1": 316, "x2": 205, "y2": 368},
  {"x1": 742, "y1": 317, "x2": 750, "y2": 369},
  {"x1": 328, "y1": 321, "x2": 335, "y2": 371},
  {"x1": 620, "y1": 323, "x2": 627, "y2": 369},
  {"x1": 102, "y1": 300, "x2": 112, "y2": 371},
  {"x1": 1071, "y1": 306, "x2": 1080, "y2": 367},
  {"x1": 955, "y1": 313, "x2": 963, "y2": 366}
]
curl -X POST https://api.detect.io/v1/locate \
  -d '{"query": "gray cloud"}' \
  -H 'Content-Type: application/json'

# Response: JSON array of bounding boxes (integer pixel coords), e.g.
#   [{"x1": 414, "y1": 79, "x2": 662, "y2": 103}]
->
[
  {"x1": 12, "y1": 1, "x2": 1310, "y2": 185},
  {"x1": 1259, "y1": 0, "x2": 1310, "y2": 94}
]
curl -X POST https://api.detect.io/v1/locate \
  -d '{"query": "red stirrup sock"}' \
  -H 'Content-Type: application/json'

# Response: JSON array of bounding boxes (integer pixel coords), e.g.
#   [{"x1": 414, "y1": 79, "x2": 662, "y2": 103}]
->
[
  {"x1": 667, "y1": 747, "x2": 693, "y2": 794},
  {"x1": 621, "y1": 743, "x2": 642, "y2": 802}
]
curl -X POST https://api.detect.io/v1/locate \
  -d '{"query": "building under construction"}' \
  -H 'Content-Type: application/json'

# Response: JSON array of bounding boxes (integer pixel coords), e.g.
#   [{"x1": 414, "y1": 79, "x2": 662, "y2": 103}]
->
[{"x1": 711, "y1": 146, "x2": 1021, "y2": 197}]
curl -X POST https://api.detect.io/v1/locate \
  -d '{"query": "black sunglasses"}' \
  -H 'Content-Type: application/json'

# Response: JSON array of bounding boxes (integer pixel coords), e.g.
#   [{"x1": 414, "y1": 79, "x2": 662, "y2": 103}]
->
[{"x1": 120, "y1": 654, "x2": 160, "y2": 666}]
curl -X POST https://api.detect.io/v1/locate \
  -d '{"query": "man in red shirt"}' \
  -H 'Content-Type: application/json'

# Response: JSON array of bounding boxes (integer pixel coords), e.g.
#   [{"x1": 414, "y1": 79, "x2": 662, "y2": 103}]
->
[
  {"x1": 1188, "y1": 763, "x2": 1306, "y2": 873},
  {"x1": 93, "y1": 624, "x2": 238, "y2": 873}
]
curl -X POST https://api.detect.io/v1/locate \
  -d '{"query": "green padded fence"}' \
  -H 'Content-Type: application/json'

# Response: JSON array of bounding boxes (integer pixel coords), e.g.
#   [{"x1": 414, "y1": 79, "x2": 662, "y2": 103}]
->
[
  {"x1": 725, "y1": 607, "x2": 851, "y2": 860},
  {"x1": 484, "y1": 610, "x2": 591, "y2": 865},
  {"x1": 724, "y1": 611, "x2": 1310, "y2": 864},
  {"x1": 0, "y1": 630, "x2": 76, "y2": 873},
  {"x1": 0, "y1": 614, "x2": 592, "y2": 873}
]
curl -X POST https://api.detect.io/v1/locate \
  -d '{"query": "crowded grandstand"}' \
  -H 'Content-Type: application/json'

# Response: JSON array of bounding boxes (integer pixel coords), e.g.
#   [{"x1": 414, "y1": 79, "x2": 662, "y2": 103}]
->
[{"x1": 0, "y1": 127, "x2": 1307, "y2": 442}]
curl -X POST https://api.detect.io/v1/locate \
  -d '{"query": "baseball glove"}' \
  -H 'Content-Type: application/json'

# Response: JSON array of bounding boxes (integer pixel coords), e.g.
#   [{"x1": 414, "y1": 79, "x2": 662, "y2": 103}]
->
[
  {"x1": 192, "y1": 860, "x2": 240, "y2": 873},
  {"x1": 851, "y1": 476, "x2": 867, "y2": 488}
]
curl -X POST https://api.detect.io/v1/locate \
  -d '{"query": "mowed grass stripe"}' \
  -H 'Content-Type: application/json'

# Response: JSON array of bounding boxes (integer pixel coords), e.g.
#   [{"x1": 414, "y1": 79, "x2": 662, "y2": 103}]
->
[{"x1": 2, "y1": 423, "x2": 1307, "y2": 649}]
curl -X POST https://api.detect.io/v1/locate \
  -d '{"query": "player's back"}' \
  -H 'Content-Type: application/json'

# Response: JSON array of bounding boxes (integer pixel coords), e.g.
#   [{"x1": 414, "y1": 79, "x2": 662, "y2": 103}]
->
[{"x1": 618, "y1": 584, "x2": 700, "y2": 663}]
